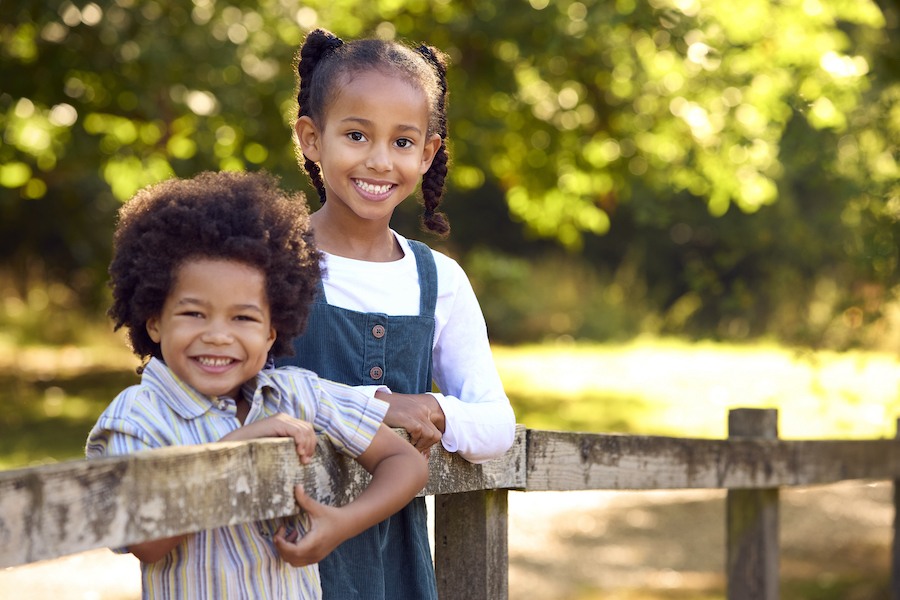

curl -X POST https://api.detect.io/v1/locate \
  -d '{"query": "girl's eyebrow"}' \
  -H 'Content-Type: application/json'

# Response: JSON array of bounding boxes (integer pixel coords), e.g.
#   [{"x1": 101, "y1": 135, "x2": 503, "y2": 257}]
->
[{"x1": 340, "y1": 116, "x2": 422, "y2": 135}]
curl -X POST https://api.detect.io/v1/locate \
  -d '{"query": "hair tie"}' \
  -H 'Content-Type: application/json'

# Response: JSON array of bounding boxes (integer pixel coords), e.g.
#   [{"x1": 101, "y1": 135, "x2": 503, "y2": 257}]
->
[
  {"x1": 324, "y1": 35, "x2": 344, "y2": 55},
  {"x1": 424, "y1": 209, "x2": 435, "y2": 219}
]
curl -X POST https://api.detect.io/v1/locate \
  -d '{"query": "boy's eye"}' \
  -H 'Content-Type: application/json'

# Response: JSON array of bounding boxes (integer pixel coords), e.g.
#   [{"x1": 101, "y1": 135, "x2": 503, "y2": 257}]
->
[
  {"x1": 235, "y1": 315, "x2": 260, "y2": 322},
  {"x1": 348, "y1": 131, "x2": 366, "y2": 142},
  {"x1": 179, "y1": 311, "x2": 203, "y2": 318}
]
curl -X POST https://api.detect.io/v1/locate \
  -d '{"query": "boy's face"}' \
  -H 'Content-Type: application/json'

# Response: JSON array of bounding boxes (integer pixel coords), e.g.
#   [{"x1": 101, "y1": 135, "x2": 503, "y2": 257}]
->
[{"x1": 146, "y1": 258, "x2": 276, "y2": 401}]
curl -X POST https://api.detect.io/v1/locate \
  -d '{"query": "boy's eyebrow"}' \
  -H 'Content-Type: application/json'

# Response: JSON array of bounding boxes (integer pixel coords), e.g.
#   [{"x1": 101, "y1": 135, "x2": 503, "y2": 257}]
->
[
  {"x1": 174, "y1": 298, "x2": 264, "y2": 313},
  {"x1": 233, "y1": 303, "x2": 265, "y2": 313},
  {"x1": 340, "y1": 116, "x2": 423, "y2": 135}
]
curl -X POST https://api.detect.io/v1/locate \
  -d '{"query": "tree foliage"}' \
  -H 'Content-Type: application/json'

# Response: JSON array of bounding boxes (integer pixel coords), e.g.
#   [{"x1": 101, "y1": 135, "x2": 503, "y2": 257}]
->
[{"x1": 2, "y1": 0, "x2": 900, "y2": 347}]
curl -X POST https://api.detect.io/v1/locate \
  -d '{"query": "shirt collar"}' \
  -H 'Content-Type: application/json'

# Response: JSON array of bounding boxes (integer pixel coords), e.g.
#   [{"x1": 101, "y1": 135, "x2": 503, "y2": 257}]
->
[{"x1": 142, "y1": 357, "x2": 282, "y2": 420}]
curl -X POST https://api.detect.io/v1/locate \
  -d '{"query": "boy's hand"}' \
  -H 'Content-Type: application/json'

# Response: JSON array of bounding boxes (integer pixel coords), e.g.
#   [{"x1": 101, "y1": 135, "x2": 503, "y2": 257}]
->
[
  {"x1": 219, "y1": 413, "x2": 317, "y2": 464},
  {"x1": 375, "y1": 392, "x2": 443, "y2": 452},
  {"x1": 273, "y1": 484, "x2": 347, "y2": 566}
]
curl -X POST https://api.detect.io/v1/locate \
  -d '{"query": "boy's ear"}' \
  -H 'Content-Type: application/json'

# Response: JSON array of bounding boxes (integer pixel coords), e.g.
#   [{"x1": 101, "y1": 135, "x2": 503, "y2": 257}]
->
[
  {"x1": 267, "y1": 327, "x2": 277, "y2": 352},
  {"x1": 419, "y1": 133, "x2": 442, "y2": 175},
  {"x1": 146, "y1": 316, "x2": 161, "y2": 344},
  {"x1": 295, "y1": 117, "x2": 321, "y2": 162}
]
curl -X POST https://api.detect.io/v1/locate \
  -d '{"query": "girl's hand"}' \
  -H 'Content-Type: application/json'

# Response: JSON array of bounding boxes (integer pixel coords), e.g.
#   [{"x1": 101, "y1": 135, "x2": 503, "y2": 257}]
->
[
  {"x1": 273, "y1": 484, "x2": 348, "y2": 566},
  {"x1": 375, "y1": 392, "x2": 443, "y2": 452},
  {"x1": 219, "y1": 413, "x2": 317, "y2": 464}
]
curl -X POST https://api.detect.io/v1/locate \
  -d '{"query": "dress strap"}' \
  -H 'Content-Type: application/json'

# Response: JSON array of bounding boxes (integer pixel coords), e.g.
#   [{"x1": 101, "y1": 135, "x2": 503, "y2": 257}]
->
[{"x1": 407, "y1": 240, "x2": 437, "y2": 317}]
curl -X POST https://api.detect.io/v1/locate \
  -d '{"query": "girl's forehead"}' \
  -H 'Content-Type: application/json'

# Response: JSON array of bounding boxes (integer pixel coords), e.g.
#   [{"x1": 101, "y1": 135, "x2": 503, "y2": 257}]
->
[{"x1": 326, "y1": 71, "x2": 431, "y2": 123}]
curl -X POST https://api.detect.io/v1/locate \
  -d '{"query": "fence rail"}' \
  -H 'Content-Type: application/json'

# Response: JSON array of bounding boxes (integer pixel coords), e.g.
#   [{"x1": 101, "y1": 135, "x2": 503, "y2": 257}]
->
[{"x1": 2, "y1": 409, "x2": 899, "y2": 600}]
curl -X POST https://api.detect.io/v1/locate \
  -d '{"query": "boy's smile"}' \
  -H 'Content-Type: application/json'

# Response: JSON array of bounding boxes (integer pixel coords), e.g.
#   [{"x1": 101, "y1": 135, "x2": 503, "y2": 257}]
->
[{"x1": 146, "y1": 258, "x2": 276, "y2": 402}]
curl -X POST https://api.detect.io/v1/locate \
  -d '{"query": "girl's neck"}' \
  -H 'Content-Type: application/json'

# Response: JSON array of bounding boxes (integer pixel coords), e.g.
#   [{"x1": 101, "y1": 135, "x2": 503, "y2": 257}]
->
[{"x1": 310, "y1": 207, "x2": 403, "y2": 262}]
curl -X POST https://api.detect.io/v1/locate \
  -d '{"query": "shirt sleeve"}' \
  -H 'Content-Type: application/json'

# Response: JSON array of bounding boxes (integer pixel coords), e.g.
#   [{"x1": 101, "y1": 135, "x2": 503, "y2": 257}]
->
[
  {"x1": 85, "y1": 388, "x2": 162, "y2": 554},
  {"x1": 303, "y1": 375, "x2": 390, "y2": 459},
  {"x1": 431, "y1": 254, "x2": 517, "y2": 464}
]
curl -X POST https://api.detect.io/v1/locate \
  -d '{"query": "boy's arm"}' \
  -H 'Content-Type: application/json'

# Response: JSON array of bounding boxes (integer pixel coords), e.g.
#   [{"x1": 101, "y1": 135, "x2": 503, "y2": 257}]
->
[
  {"x1": 128, "y1": 414, "x2": 319, "y2": 563},
  {"x1": 272, "y1": 423, "x2": 428, "y2": 566},
  {"x1": 127, "y1": 536, "x2": 187, "y2": 563}
]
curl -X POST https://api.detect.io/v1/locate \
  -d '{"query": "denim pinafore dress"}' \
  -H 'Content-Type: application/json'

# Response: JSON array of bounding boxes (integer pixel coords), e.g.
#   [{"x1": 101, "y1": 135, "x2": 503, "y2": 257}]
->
[{"x1": 276, "y1": 240, "x2": 439, "y2": 600}]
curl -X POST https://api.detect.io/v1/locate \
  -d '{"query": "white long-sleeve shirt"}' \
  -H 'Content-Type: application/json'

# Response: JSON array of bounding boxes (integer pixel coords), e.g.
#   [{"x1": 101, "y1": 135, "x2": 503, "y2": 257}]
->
[{"x1": 322, "y1": 231, "x2": 516, "y2": 463}]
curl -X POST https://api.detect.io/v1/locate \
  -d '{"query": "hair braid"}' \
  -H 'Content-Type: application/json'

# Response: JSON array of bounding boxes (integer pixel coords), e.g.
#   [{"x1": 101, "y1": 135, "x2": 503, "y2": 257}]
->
[
  {"x1": 415, "y1": 44, "x2": 451, "y2": 236},
  {"x1": 296, "y1": 29, "x2": 343, "y2": 204}
]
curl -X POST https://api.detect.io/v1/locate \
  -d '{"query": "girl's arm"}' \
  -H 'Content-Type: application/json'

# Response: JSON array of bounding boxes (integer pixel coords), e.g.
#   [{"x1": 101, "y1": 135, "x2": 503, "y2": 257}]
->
[
  {"x1": 272, "y1": 424, "x2": 428, "y2": 566},
  {"x1": 428, "y1": 257, "x2": 517, "y2": 463},
  {"x1": 374, "y1": 390, "x2": 444, "y2": 452}
]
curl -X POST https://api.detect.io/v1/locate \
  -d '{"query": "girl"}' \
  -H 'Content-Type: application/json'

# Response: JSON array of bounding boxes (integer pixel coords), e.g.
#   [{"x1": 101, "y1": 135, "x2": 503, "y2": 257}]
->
[{"x1": 276, "y1": 28, "x2": 517, "y2": 600}]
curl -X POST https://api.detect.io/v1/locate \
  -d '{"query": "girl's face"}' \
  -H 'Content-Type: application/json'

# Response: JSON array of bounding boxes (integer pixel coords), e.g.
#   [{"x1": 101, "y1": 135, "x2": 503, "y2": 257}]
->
[
  {"x1": 295, "y1": 70, "x2": 441, "y2": 226},
  {"x1": 146, "y1": 258, "x2": 276, "y2": 401}
]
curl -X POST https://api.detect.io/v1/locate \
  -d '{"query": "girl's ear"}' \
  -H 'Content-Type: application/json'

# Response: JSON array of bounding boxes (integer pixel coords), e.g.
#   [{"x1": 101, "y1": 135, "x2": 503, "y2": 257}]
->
[
  {"x1": 146, "y1": 316, "x2": 161, "y2": 344},
  {"x1": 295, "y1": 116, "x2": 322, "y2": 162},
  {"x1": 419, "y1": 133, "x2": 442, "y2": 175}
]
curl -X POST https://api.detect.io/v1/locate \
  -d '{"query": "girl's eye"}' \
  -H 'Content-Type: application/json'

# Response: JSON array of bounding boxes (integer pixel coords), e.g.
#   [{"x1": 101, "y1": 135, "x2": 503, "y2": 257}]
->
[
  {"x1": 348, "y1": 131, "x2": 366, "y2": 142},
  {"x1": 395, "y1": 138, "x2": 413, "y2": 148}
]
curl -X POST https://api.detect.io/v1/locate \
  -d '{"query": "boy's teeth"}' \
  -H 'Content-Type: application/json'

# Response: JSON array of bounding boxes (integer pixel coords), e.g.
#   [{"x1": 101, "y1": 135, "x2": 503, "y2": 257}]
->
[
  {"x1": 356, "y1": 180, "x2": 391, "y2": 194},
  {"x1": 197, "y1": 357, "x2": 233, "y2": 367}
]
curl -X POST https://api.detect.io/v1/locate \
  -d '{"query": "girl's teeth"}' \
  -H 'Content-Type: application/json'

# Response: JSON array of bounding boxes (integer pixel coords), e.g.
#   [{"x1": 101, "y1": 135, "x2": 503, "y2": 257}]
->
[
  {"x1": 356, "y1": 180, "x2": 391, "y2": 194},
  {"x1": 197, "y1": 357, "x2": 233, "y2": 367}
]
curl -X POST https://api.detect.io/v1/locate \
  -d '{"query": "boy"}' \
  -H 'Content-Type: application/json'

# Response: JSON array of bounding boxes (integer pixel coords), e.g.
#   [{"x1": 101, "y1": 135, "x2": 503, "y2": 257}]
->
[{"x1": 85, "y1": 170, "x2": 429, "y2": 599}]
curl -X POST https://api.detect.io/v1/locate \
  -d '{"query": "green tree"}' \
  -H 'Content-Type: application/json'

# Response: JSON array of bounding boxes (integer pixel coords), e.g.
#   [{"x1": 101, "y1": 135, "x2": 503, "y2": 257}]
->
[{"x1": 2, "y1": 0, "x2": 899, "y2": 347}]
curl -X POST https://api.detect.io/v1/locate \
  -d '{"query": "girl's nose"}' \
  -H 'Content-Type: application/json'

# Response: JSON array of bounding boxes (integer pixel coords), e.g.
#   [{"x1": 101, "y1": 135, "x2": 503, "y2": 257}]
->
[{"x1": 365, "y1": 143, "x2": 392, "y2": 172}]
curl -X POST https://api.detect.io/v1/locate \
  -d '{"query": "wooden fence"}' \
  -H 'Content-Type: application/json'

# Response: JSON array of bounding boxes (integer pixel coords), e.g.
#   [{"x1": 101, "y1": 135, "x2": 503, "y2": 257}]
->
[{"x1": 2, "y1": 408, "x2": 900, "y2": 599}]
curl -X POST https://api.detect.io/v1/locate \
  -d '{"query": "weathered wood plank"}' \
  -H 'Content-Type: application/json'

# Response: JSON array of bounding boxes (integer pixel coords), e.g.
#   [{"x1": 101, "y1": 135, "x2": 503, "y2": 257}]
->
[
  {"x1": 525, "y1": 429, "x2": 900, "y2": 491},
  {"x1": 435, "y1": 490, "x2": 509, "y2": 600},
  {"x1": 892, "y1": 418, "x2": 900, "y2": 600},
  {"x1": 0, "y1": 427, "x2": 526, "y2": 569},
  {"x1": 424, "y1": 424, "x2": 526, "y2": 496},
  {"x1": 726, "y1": 409, "x2": 779, "y2": 600}
]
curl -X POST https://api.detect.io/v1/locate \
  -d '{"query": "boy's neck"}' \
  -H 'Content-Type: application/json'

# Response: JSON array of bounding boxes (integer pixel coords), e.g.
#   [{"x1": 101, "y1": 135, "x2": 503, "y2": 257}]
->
[
  {"x1": 310, "y1": 209, "x2": 403, "y2": 262},
  {"x1": 235, "y1": 393, "x2": 250, "y2": 425}
]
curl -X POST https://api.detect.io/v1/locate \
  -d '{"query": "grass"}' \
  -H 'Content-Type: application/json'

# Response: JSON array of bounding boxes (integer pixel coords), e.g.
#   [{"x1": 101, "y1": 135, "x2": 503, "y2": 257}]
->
[
  {"x1": 4, "y1": 335, "x2": 900, "y2": 469},
  {"x1": 0, "y1": 330, "x2": 141, "y2": 470},
  {"x1": 494, "y1": 336, "x2": 900, "y2": 440}
]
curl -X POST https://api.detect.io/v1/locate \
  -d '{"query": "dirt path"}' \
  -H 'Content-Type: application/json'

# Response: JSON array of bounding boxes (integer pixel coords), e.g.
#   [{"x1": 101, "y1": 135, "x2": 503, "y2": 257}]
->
[{"x1": 1, "y1": 481, "x2": 892, "y2": 600}]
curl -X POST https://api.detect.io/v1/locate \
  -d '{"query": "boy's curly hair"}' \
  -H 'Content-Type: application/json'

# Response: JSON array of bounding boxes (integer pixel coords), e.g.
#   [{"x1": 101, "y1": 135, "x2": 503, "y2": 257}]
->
[{"x1": 107, "y1": 170, "x2": 321, "y2": 366}]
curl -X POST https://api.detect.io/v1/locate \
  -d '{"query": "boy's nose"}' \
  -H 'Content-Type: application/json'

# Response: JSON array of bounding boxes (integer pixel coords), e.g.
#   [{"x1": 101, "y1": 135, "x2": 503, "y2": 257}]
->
[{"x1": 202, "y1": 324, "x2": 233, "y2": 344}]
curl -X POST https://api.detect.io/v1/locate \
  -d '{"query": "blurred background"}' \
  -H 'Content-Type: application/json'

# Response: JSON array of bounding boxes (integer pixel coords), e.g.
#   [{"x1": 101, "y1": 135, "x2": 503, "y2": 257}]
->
[{"x1": 3, "y1": 0, "x2": 900, "y2": 597}]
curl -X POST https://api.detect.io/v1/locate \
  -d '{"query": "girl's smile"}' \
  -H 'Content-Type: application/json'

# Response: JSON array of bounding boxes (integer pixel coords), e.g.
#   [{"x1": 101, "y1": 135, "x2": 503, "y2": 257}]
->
[{"x1": 295, "y1": 70, "x2": 441, "y2": 231}]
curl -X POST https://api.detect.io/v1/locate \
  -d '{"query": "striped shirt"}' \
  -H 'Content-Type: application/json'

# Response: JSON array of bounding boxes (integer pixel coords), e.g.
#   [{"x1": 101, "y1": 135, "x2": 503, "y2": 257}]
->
[{"x1": 85, "y1": 357, "x2": 388, "y2": 600}]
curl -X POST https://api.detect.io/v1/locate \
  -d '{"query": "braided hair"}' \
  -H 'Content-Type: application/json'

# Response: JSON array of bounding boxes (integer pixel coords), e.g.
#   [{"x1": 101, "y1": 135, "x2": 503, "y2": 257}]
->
[{"x1": 295, "y1": 28, "x2": 451, "y2": 235}]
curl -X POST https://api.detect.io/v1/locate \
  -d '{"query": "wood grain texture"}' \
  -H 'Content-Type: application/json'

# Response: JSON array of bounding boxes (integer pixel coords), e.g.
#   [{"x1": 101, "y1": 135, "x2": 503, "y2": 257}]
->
[
  {"x1": 0, "y1": 426, "x2": 525, "y2": 569},
  {"x1": 525, "y1": 429, "x2": 900, "y2": 491},
  {"x1": 435, "y1": 490, "x2": 509, "y2": 600},
  {"x1": 726, "y1": 409, "x2": 779, "y2": 600}
]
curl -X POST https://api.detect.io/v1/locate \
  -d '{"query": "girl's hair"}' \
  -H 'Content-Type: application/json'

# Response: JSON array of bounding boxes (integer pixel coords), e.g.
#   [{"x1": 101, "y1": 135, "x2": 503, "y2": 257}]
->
[
  {"x1": 296, "y1": 28, "x2": 451, "y2": 235},
  {"x1": 107, "y1": 170, "x2": 321, "y2": 367}
]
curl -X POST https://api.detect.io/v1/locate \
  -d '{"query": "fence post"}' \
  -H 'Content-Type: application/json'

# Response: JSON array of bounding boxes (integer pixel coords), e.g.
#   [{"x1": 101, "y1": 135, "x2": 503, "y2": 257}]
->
[
  {"x1": 893, "y1": 418, "x2": 900, "y2": 600},
  {"x1": 434, "y1": 490, "x2": 509, "y2": 600},
  {"x1": 727, "y1": 408, "x2": 779, "y2": 600}
]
